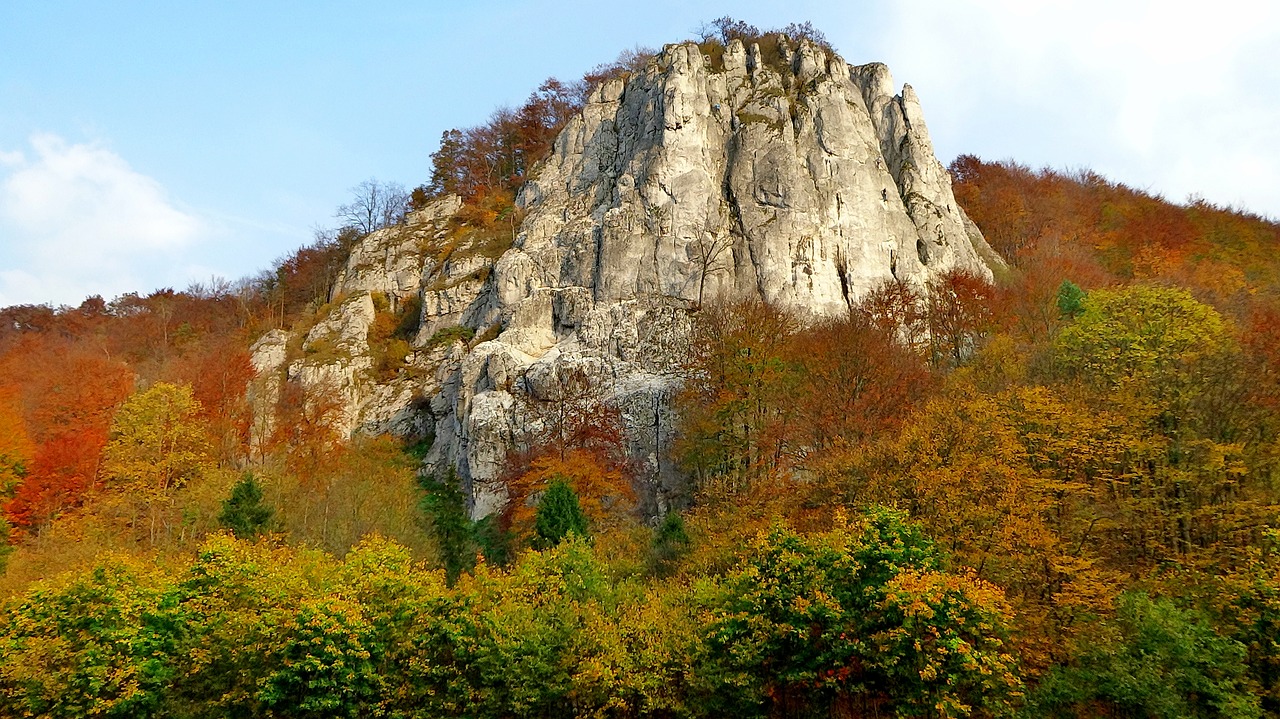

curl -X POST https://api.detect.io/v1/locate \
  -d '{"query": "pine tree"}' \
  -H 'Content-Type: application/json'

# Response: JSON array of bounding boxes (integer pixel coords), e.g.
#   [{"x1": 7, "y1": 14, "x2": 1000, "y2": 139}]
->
[
  {"x1": 533, "y1": 478, "x2": 588, "y2": 549},
  {"x1": 650, "y1": 510, "x2": 691, "y2": 576},
  {"x1": 218, "y1": 473, "x2": 273, "y2": 538},
  {"x1": 418, "y1": 470, "x2": 474, "y2": 582},
  {"x1": 1056, "y1": 279, "x2": 1086, "y2": 318}
]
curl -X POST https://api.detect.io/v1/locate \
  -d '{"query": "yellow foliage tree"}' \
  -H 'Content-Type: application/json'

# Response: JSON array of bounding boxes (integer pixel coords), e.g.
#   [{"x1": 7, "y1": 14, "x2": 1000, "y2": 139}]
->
[{"x1": 103, "y1": 382, "x2": 213, "y2": 546}]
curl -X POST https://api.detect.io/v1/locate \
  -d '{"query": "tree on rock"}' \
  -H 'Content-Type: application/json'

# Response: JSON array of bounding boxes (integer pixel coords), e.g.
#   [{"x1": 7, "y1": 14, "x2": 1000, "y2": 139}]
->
[{"x1": 533, "y1": 479, "x2": 589, "y2": 549}]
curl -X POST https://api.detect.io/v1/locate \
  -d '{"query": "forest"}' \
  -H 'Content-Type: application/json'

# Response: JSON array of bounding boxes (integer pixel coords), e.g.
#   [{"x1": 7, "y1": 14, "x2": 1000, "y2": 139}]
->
[{"x1": 2, "y1": 21, "x2": 1280, "y2": 719}]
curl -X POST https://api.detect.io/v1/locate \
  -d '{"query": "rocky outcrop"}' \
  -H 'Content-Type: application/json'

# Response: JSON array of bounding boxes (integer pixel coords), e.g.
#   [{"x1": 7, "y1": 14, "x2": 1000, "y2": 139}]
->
[{"x1": 253, "y1": 37, "x2": 997, "y2": 519}]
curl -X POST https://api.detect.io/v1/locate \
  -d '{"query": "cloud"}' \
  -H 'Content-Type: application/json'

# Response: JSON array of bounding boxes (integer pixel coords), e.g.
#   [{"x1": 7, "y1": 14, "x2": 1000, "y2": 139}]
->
[
  {"x1": 874, "y1": 0, "x2": 1280, "y2": 217},
  {"x1": 0, "y1": 133, "x2": 209, "y2": 306}
]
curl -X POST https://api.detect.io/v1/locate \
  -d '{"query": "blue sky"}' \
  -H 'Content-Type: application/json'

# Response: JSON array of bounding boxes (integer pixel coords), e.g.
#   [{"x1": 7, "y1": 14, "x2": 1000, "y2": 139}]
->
[{"x1": 2, "y1": 0, "x2": 1277, "y2": 307}]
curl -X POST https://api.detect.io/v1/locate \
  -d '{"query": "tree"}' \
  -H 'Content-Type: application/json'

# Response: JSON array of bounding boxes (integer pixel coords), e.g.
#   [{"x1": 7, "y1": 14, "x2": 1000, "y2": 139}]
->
[
  {"x1": 533, "y1": 479, "x2": 589, "y2": 549},
  {"x1": 0, "y1": 385, "x2": 33, "y2": 497},
  {"x1": 788, "y1": 313, "x2": 933, "y2": 454},
  {"x1": 649, "y1": 510, "x2": 691, "y2": 576},
  {"x1": 102, "y1": 382, "x2": 213, "y2": 546},
  {"x1": 0, "y1": 557, "x2": 177, "y2": 719},
  {"x1": 1056, "y1": 279, "x2": 1086, "y2": 318},
  {"x1": 860, "y1": 276, "x2": 929, "y2": 353},
  {"x1": 690, "y1": 223, "x2": 734, "y2": 307},
  {"x1": 2, "y1": 340, "x2": 134, "y2": 532},
  {"x1": 1054, "y1": 284, "x2": 1232, "y2": 400},
  {"x1": 696, "y1": 16, "x2": 760, "y2": 44},
  {"x1": 677, "y1": 299, "x2": 800, "y2": 488},
  {"x1": 218, "y1": 474, "x2": 273, "y2": 538},
  {"x1": 926, "y1": 268, "x2": 995, "y2": 368},
  {"x1": 335, "y1": 178, "x2": 409, "y2": 235},
  {"x1": 705, "y1": 509, "x2": 1022, "y2": 718},
  {"x1": 419, "y1": 469, "x2": 478, "y2": 583},
  {"x1": 1030, "y1": 593, "x2": 1261, "y2": 719}
]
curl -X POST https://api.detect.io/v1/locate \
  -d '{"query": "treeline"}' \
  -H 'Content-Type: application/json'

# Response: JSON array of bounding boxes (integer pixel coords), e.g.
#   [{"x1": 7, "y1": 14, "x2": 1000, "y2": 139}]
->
[
  {"x1": 0, "y1": 249, "x2": 350, "y2": 550},
  {"x1": 0, "y1": 510, "x2": 1027, "y2": 719},
  {"x1": 950, "y1": 155, "x2": 1280, "y2": 309}
]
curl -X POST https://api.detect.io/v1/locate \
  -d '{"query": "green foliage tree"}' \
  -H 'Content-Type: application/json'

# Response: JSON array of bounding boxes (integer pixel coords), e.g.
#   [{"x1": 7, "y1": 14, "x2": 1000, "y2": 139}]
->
[
  {"x1": 1030, "y1": 592, "x2": 1261, "y2": 719},
  {"x1": 0, "y1": 557, "x2": 177, "y2": 719},
  {"x1": 257, "y1": 596, "x2": 381, "y2": 718},
  {"x1": 1203, "y1": 534, "x2": 1280, "y2": 715},
  {"x1": 650, "y1": 510, "x2": 691, "y2": 576},
  {"x1": 217, "y1": 473, "x2": 273, "y2": 538},
  {"x1": 533, "y1": 478, "x2": 589, "y2": 549},
  {"x1": 1055, "y1": 279, "x2": 1086, "y2": 318},
  {"x1": 706, "y1": 508, "x2": 1022, "y2": 718},
  {"x1": 0, "y1": 517, "x2": 12, "y2": 572},
  {"x1": 419, "y1": 469, "x2": 476, "y2": 582}
]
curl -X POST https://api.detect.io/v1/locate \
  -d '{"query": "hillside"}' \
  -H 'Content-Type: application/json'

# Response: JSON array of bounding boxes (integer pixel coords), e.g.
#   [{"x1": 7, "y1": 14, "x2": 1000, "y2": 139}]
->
[{"x1": 2, "y1": 19, "x2": 1280, "y2": 718}]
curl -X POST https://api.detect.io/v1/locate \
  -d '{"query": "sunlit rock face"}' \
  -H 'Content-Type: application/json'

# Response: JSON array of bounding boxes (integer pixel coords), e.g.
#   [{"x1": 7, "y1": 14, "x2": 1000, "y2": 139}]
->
[{"x1": 256, "y1": 38, "x2": 997, "y2": 518}]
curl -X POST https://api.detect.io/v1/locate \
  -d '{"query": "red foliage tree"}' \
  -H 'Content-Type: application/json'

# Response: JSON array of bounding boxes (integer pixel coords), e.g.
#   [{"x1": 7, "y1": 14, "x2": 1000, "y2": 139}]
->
[
  {"x1": 0, "y1": 337, "x2": 134, "y2": 532},
  {"x1": 788, "y1": 315, "x2": 934, "y2": 453}
]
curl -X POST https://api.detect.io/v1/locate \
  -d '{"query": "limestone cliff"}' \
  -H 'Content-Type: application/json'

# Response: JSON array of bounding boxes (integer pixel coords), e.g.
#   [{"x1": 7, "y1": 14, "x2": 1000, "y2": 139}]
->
[{"x1": 251, "y1": 38, "x2": 1000, "y2": 517}]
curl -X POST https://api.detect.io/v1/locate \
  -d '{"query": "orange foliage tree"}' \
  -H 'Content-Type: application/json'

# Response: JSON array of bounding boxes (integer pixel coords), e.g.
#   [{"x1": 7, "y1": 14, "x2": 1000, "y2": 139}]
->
[
  {"x1": 502, "y1": 363, "x2": 637, "y2": 546},
  {"x1": 505, "y1": 449, "x2": 635, "y2": 544},
  {"x1": 0, "y1": 338, "x2": 134, "y2": 533}
]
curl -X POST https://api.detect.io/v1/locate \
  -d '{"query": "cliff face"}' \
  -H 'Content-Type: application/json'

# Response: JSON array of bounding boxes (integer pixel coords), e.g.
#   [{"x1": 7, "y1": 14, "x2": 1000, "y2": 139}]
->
[{"x1": 252, "y1": 38, "x2": 999, "y2": 517}]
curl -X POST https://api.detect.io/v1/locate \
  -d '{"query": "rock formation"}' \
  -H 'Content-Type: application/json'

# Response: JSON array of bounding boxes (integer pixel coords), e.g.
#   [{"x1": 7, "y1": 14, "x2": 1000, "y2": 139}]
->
[{"x1": 251, "y1": 37, "x2": 1000, "y2": 518}]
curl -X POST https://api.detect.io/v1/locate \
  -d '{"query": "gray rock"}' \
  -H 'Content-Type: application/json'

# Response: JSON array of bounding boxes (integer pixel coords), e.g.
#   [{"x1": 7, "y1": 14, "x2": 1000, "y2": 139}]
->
[{"x1": 259, "y1": 39, "x2": 997, "y2": 519}]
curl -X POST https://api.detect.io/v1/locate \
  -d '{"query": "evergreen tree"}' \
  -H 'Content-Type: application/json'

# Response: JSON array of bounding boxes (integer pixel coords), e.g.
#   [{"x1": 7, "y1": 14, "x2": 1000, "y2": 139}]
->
[
  {"x1": 218, "y1": 474, "x2": 273, "y2": 538},
  {"x1": 418, "y1": 470, "x2": 474, "y2": 583},
  {"x1": 1056, "y1": 279, "x2": 1086, "y2": 318},
  {"x1": 650, "y1": 510, "x2": 690, "y2": 576},
  {"x1": 533, "y1": 478, "x2": 588, "y2": 549}
]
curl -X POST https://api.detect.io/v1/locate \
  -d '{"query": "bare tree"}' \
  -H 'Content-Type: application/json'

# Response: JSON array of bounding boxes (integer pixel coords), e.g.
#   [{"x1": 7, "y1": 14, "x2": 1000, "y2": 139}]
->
[
  {"x1": 691, "y1": 224, "x2": 734, "y2": 307},
  {"x1": 335, "y1": 178, "x2": 410, "y2": 235}
]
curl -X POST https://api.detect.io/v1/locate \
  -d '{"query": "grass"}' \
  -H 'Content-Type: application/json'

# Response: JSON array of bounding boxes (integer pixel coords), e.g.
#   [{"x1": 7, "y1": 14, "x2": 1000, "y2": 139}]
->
[{"x1": 427, "y1": 325, "x2": 477, "y2": 348}]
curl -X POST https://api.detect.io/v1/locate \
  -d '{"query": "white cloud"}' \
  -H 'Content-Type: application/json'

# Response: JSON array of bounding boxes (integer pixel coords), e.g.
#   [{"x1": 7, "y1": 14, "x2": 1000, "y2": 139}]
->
[
  {"x1": 0, "y1": 133, "x2": 209, "y2": 306},
  {"x1": 873, "y1": 0, "x2": 1280, "y2": 217}
]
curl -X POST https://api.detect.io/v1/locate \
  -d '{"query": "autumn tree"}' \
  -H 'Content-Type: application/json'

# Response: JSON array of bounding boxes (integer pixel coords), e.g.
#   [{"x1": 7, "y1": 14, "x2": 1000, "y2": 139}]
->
[
  {"x1": 677, "y1": 299, "x2": 801, "y2": 488},
  {"x1": 516, "y1": 361, "x2": 628, "y2": 462},
  {"x1": 103, "y1": 382, "x2": 213, "y2": 546},
  {"x1": 787, "y1": 312, "x2": 933, "y2": 455},
  {"x1": 268, "y1": 377, "x2": 347, "y2": 489},
  {"x1": 926, "y1": 268, "x2": 996, "y2": 368},
  {"x1": 0, "y1": 385, "x2": 33, "y2": 498},
  {"x1": 166, "y1": 334, "x2": 255, "y2": 463},
  {"x1": 1051, "y1": 285, "x2": 1267, "y2": 562},
  {"x1": 506, "y1": 450, "x2": 634, "y2": 547},
  {"x1": 2, "y1": 340, "x2": 134, "y2": 532}
]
